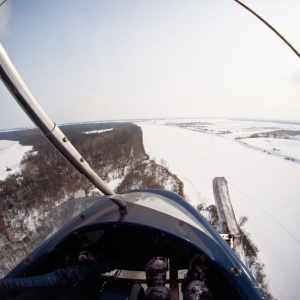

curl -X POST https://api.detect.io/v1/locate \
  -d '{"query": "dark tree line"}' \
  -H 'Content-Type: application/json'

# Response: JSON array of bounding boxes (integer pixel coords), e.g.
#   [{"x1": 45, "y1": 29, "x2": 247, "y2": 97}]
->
[
  {"x1": 116, "y1": 160, "x2": 184, "y2": 197},
  {"x1": 0, "y1": 123, "x2": 149, "y2": 227},
  {"x1": 0, "y1": 122, "x2": 184, "y2": 276}
]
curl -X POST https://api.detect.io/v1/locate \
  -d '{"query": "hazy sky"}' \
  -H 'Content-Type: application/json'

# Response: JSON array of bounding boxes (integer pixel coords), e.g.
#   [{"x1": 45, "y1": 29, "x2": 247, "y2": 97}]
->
[{"x1": 0, "y1": 0, "x2": 300, "y2": 130}]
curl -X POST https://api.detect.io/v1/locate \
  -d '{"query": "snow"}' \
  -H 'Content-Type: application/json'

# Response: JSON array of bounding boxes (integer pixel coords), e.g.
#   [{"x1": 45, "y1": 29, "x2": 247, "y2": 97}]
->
[
  {"x1": 137, "y1": 119, "x2": 300, "y2": 300},
  {"x1": 108, "y1": 177, "x2": 124, "y2": 191},
  {"x1": 0, "y1": 140, "x2": 32, "y2": 180},
  {"x1": 241, "y1": 138, "x2": 300, "y2": 161},
  {"x1": 1, "y1": 119, "x2": 300, "y2": 299},
  {"x1": 83, "y1": 129, "x2": 113, "y2": 134}
]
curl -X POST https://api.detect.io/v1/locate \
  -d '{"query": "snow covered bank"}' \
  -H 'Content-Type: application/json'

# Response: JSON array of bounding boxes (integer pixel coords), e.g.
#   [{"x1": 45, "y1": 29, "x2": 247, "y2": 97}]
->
[
  {"x1": 138, "y1": 121, "x2": 300, "y2": 300},
  {"x1": 240, "y1": 138, "x2": 300, "y2": 162},
  {"x1": 0, "y1": 140, "x2": 32, "y2": 180}
]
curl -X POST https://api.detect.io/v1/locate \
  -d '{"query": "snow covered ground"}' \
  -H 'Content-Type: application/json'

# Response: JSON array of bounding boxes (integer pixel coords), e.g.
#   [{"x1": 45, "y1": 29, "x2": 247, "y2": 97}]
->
[
  {"x1": 138, "y1": 119, "x2": 300, "y2": 300},
  {"x1": 0, "y1": 140, "x2": 32, "y2": 180},
  {"x1": 1, "y1": 119, "x2": 300, "y2": 299}
]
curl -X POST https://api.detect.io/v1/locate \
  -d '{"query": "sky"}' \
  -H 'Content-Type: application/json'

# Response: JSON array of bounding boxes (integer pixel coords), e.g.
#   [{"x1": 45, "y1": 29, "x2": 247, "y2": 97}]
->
[{"x1": 0, "y1": 0, "x2": 300, "y2": 130}]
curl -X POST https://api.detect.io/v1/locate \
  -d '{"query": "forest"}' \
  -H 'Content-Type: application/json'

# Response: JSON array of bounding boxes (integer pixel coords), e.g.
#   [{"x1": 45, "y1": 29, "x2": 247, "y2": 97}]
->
[{"x1": 0, "y1": 122, "x2": 184, "y2": 275}]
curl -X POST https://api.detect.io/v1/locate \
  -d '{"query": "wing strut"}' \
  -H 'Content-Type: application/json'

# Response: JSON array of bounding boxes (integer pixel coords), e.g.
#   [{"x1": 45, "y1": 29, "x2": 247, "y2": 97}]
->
[
  {"x1": 0, "y1": 42, "x2": 128, "y2": 209},
  {"x1": 213, "y1": 177, "x2": 246, "y2": 266}
]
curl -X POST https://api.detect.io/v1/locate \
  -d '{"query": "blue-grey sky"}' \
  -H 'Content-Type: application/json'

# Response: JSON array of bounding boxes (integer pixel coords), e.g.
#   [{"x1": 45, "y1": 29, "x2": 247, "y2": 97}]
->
[{"x1": 0, "y1": 0, "x2": 300, "y2": 130}]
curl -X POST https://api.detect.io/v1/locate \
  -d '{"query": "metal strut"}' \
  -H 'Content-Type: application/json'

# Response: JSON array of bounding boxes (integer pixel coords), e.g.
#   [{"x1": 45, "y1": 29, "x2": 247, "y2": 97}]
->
[{"x1": 0, "y1": 42, "x2": 128, "y2": 209}]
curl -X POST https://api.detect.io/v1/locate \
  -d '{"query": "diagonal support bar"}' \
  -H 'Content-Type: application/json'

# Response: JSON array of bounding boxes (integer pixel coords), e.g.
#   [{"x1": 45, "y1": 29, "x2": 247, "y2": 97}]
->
[{"x1": 0, "y1": 42, "x2": 117, "y2": 198}]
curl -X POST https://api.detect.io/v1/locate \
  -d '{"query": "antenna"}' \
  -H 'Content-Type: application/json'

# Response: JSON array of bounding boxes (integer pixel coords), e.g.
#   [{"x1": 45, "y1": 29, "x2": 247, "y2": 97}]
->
[
  {"x1": 0, "y1": 42, "x2": 128, "y2": 209},
  {"x1": 234, "y1": 0, "x2": 300, "y2": 59}
]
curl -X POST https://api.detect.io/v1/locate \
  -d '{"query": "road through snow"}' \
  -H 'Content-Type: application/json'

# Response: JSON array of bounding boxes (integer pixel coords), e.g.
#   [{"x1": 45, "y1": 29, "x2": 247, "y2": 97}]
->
[{"x1": 139, "y1": 122, "x2": 300, "y2": 300}]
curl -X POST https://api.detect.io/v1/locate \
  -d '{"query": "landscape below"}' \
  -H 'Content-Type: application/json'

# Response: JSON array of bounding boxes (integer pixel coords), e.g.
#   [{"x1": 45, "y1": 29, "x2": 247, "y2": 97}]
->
[{"x1": 1, "y1": 119, "x2": 294, "y2": 299}]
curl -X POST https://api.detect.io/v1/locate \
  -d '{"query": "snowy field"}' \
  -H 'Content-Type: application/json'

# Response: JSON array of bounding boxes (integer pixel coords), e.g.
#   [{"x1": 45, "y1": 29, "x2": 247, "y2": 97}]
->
[
  {"x1": 1, "y1": 119, "x2": 300, "y2": 299},
  {"x1": 137, "y1": 119, "x2": 300, "y2": 300},
  {"x1": 0, "y1": 140, "x2": 32, "y2": 180}
]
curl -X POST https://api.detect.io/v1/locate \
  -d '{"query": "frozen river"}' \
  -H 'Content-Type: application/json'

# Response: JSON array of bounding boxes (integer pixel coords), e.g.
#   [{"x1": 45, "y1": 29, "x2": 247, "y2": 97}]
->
[{"x1": 138, "y1": 120, "x2": 300, "y2": 300}]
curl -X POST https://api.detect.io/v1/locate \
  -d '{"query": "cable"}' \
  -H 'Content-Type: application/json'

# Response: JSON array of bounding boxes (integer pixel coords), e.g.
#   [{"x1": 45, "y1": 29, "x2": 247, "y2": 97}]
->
[
  {"x1": 0, "y1": 0, "x2": 8, "y2": 7},
  {"x1": 234, "y1": 0, "x2": 300, "y2": 59},
  {"x1": 228, "y1": 180, "x2": 300, "y2": 246}
]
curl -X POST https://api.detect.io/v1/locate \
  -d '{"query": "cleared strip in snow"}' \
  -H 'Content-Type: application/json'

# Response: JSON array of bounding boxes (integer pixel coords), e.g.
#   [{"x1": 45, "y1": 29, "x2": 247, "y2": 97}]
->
[
  {"x1": 241, "y1": 137, "x2": 300, "y2": 161},
  {"x1": 138, "y1": 122, "x2": 300, "y2": 300},
  {"x1": 0, "y1": 140, "x2": 32, "y2": 180},
  {"x1": 83, "y1": 129, "x2": 113, "y2": 134}
]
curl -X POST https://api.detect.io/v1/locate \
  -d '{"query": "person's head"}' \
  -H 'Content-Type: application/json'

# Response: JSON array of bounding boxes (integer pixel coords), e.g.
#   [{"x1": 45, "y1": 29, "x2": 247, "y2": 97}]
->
[
  {"x1": 188, "y1": 254, "x2": 208, "y2": 281},
  {"x1": 145, "y1": 257, "x2": 168, "y2": 274},
  {"x1": 145, "y1": 257, "x2": 168, "y2": 287},
  {"x1": 77, "y1": 251, "x2": 95, "y2": 263}
]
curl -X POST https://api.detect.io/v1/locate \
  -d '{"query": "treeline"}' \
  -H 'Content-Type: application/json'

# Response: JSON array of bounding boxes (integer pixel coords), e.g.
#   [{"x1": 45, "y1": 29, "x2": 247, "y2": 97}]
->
[
  {"x1": 0, "y1": 122, "x2": 184, "y2": 276},
  {"x1": 0, "y1": 123, "x2": 147, "y2": 216},
  {"x1": 116, "y1": 160, "x2": 184, "y2": 196},
  {"x1": 0, "y1": 122, "x2": 125, "y2": 146},
  {"x1": 249, "y1": 129, "x2": 300, "y2": 139}
]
